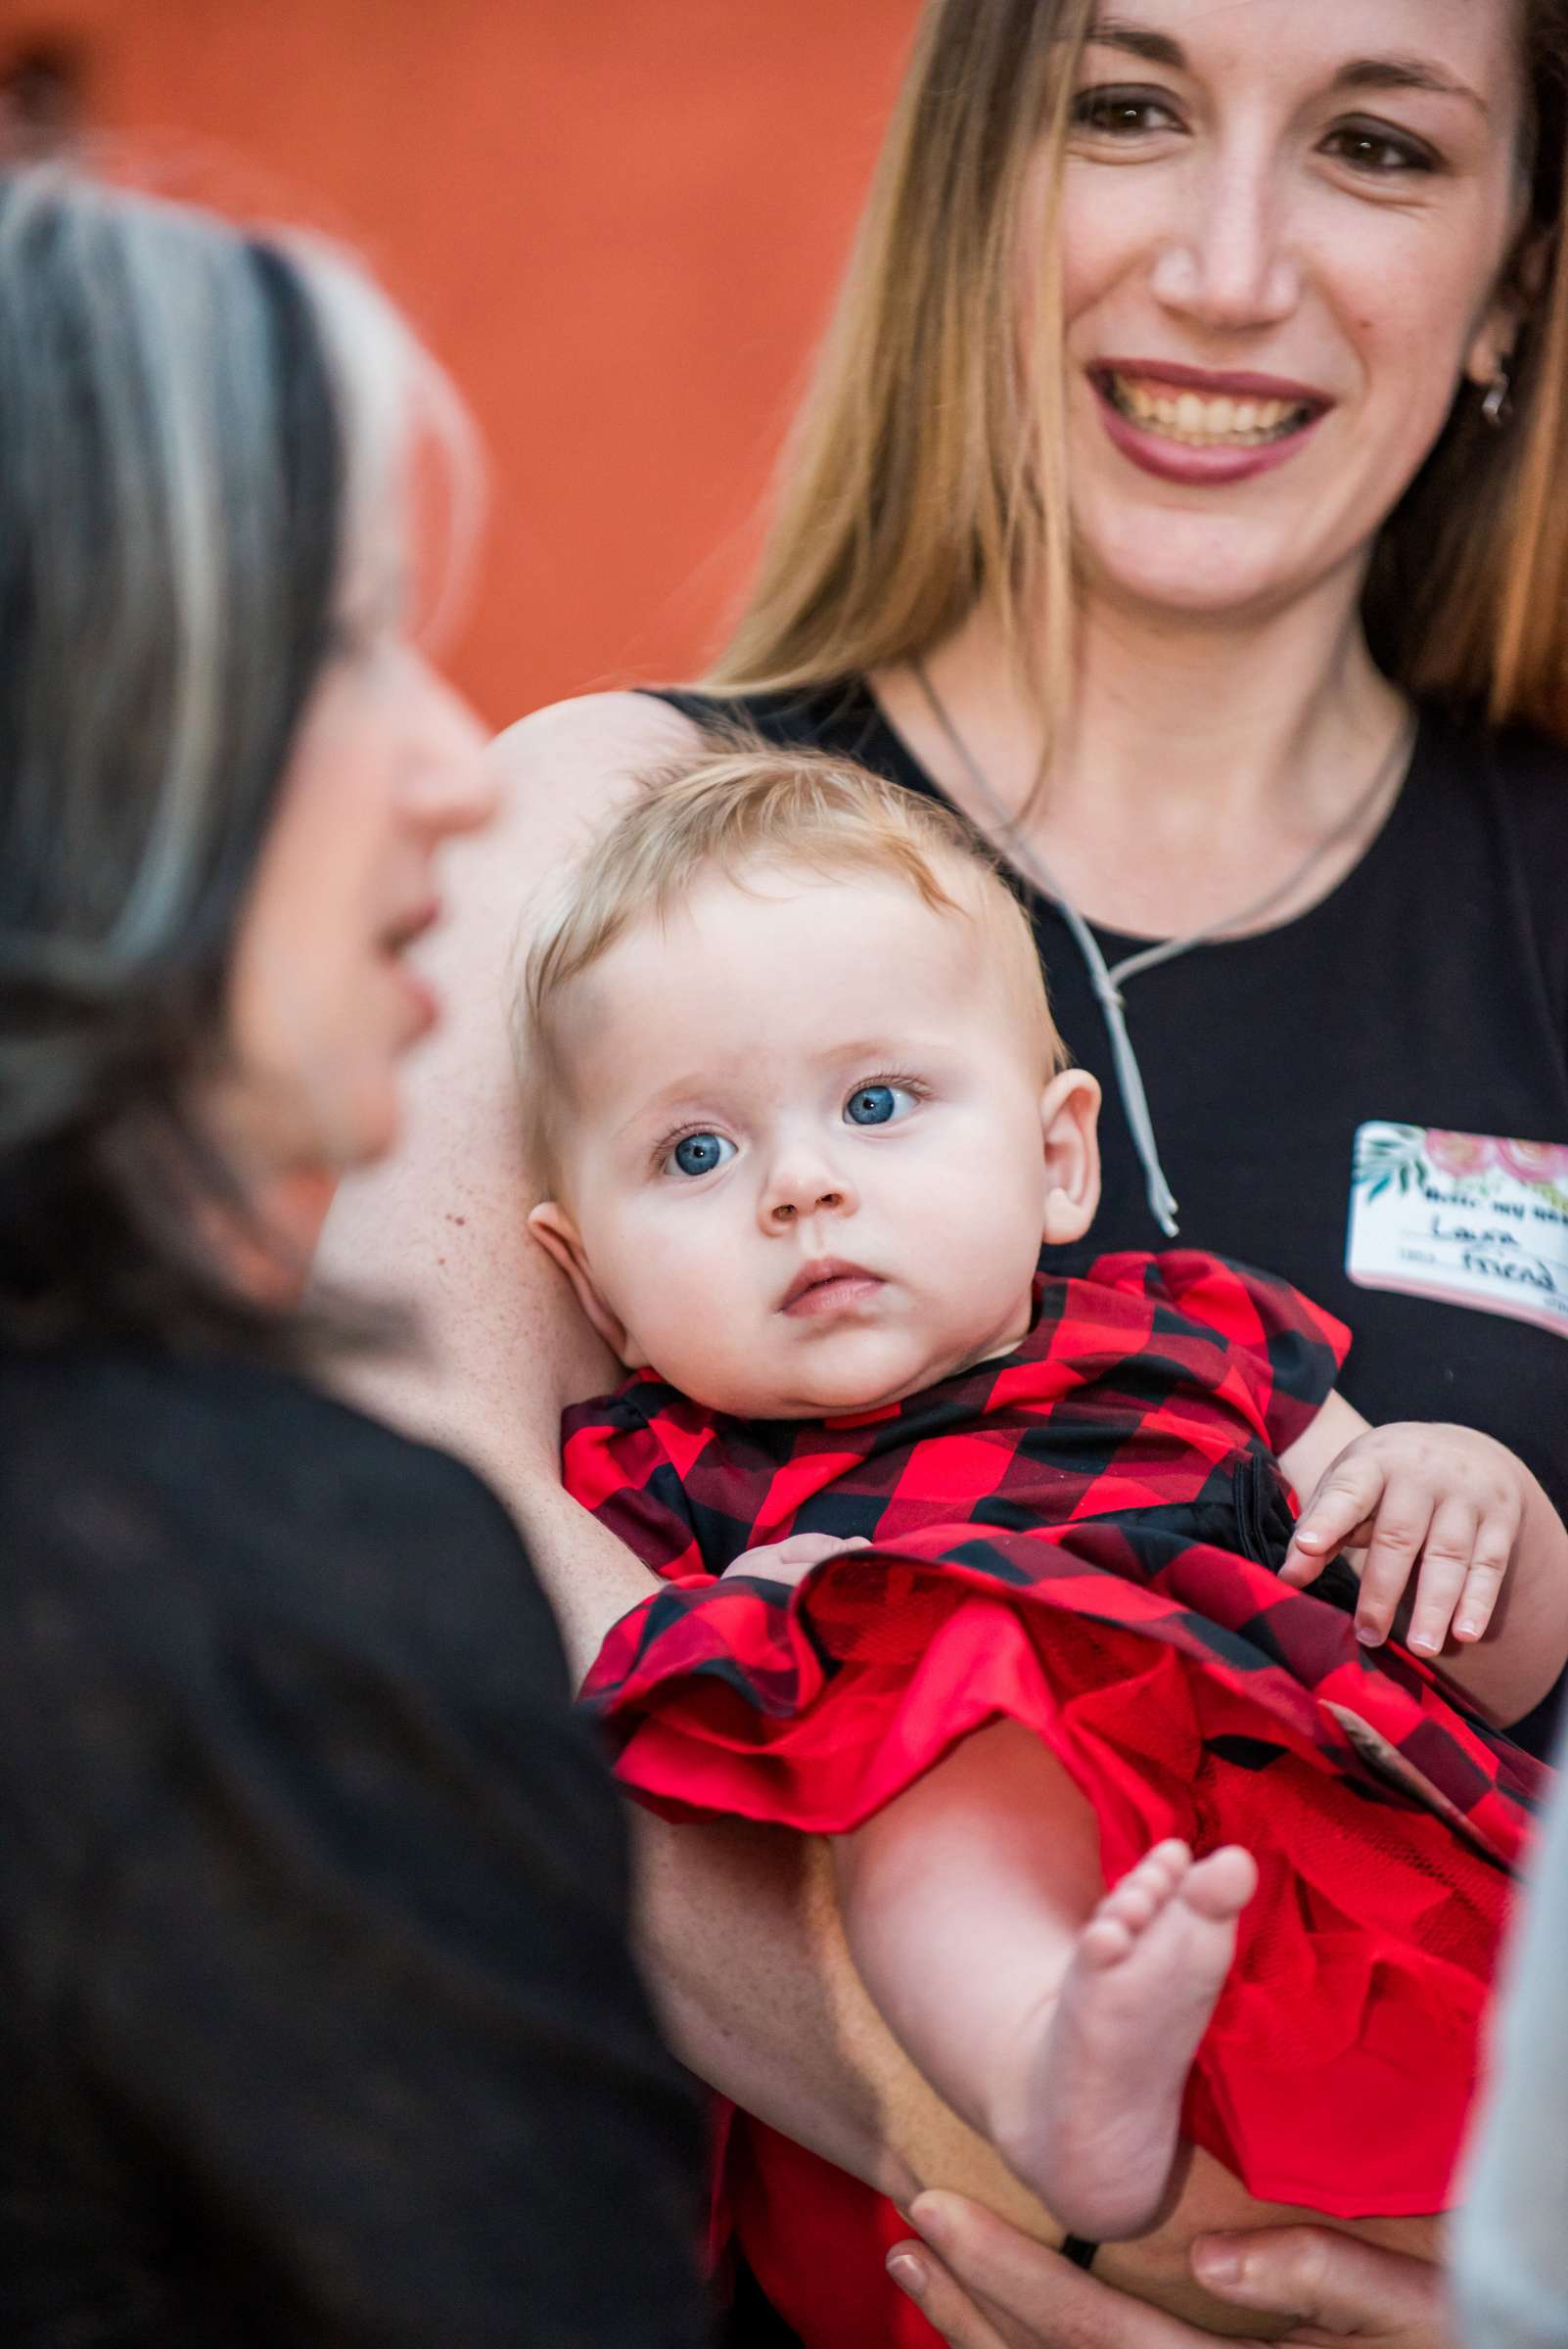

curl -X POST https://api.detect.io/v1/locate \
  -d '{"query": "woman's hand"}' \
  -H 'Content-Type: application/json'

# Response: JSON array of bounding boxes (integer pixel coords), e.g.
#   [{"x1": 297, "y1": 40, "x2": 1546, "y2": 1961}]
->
[{"x1": 887, "y1": 2192, "x2": 1453, "y2": 2349}]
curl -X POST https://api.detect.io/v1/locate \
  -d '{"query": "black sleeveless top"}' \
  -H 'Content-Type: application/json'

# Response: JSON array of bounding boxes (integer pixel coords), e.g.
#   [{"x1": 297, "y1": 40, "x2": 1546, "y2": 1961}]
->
[{"x1": 649, "y1": 681, "x2": 1568, "y2": 1753}]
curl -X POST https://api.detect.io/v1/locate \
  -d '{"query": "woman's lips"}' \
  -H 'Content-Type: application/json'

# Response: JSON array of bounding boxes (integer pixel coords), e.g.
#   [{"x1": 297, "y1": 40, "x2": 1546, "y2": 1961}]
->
[
  {"x1": 1089, "y1": 364, "x2": 1329, "y2": 487},
  {"x1": 780, "y1": 1260, "x2": 885, "y2": 1317},
  {"x1": 393, "y1": 960, "x2": 440, "y2": 1038}
]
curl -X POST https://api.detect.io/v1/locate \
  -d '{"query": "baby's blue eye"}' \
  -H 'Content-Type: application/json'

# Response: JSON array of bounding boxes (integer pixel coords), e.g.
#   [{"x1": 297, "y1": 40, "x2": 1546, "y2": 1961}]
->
[
  {"x1": 846, "y1": 1084, "x2": 909, "y2": 1128},
  {"x1": 669, "y1": 1130, "x2": 734, "y2": 1177}
]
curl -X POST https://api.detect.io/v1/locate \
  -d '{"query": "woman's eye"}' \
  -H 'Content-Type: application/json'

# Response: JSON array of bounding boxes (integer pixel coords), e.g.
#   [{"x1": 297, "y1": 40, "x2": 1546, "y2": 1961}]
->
[
  {"x1": 1321, "y1": 122, "x2": 1436, "y2": 177},
  {"x1": 667, "y1": 1130, "x2": 735, "y2": 1178},
  {"x1": 1071, "y1": 87, "x2": 1181, "y2": 139},
  {"x1": 845, "y1": 1083, "x2": 915, "y2": 1128}
]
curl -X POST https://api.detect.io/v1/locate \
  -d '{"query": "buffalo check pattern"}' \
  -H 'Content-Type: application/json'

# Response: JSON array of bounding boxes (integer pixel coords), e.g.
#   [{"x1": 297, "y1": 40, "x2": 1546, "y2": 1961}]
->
[
  {"x1": 574, "y1": 1249, "x2": 1542, "y2": 1865},
  {"x1": 570, "y1": 1250, "x2": 1551, "y2": 2220}
]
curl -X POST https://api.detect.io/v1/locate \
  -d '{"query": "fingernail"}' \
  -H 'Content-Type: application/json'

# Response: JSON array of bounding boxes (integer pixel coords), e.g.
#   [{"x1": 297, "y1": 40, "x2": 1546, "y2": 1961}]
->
[
  {"x1": 1356, "y1": 1625, "x2": 1382, "y2": 1645},
  {"x1": 906, "y1": 2190, "x2": 948, "y2": 2249},
  {"x1": 1456, "y1": 1619, "x2": 1481, "y2": 1639},
  {"x1": 1409, "y1": 1632, "x2": 1439, "y2": 1654},
  {"x1": 1192, "y1": 2239, "x2": 1243, "y2": 2285},
  {"x1": 887, "y1": 2252, "x2": 925, "y2": 2301}
]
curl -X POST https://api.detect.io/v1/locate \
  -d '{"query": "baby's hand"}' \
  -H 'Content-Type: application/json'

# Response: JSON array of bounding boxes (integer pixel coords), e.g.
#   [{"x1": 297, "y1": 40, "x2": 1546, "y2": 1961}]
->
[
  {"x1": 1282, "y1": 1422, "x2": 1526, "y2": 1656},
  {"x1": 721, "y1": 1533, "x2": 871, "y2": 1588}
]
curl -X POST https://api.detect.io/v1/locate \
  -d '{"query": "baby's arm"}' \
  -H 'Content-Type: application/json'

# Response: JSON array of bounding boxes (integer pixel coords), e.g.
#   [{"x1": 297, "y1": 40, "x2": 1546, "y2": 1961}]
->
[{"x1": 1279, "y1": 1394, "x2": 1568, "y2": 1727}]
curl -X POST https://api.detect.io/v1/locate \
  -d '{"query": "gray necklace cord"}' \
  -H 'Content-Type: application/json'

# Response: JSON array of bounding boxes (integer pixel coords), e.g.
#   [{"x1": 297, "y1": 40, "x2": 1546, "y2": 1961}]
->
[{"x1": 910, "y1": 658, "x2": 1415, "y2": 1240}]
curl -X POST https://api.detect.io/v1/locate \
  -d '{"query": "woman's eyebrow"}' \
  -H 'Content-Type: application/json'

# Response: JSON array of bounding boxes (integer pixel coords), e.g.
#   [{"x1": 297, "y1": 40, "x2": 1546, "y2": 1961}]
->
[
  {"x1": 1085, "y1": 21, "x2": 1186, "y2": 70},
  {"x1": 1330, "y1": 57, "x2": 1491, "y2": 118},
  {"x1": 1088, "y1": 23, "x2": 1490, "y2": 121}
]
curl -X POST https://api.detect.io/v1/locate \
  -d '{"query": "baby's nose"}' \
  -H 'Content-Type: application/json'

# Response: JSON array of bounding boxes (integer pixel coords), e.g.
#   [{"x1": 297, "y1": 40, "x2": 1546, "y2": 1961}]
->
[{"x1": 768, "y1": 1181, "x2": 848, "y2": 1226}]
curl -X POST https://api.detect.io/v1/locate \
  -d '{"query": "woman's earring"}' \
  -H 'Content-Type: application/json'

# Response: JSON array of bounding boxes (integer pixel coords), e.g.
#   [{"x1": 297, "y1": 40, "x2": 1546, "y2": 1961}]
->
[{"x1": 1481, "y1": 367, "x2": 1513, "y2": 429}]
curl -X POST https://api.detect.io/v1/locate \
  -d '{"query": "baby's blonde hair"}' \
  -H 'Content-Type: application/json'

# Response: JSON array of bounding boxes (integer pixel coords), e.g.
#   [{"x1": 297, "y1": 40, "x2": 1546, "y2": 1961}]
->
[{"x1": 517, "y1": 738, "x2": 1065, "y2": 1191}]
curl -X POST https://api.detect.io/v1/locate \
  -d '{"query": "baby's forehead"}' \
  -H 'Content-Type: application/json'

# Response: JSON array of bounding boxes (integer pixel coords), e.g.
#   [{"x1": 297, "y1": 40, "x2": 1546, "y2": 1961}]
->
[
  {"x1": 559, "y1": 857, "x2": 1040, "y2": 1085},
  {"x1": 586, "y1": 857, "x2": 981, "y2": 992}
]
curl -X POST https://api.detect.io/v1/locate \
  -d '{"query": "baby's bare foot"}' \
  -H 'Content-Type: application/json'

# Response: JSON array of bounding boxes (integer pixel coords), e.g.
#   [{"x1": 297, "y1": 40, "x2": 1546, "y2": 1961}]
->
[{"x1": 1003, "y1": 1839, "x2": 1258, "y2": 2241}]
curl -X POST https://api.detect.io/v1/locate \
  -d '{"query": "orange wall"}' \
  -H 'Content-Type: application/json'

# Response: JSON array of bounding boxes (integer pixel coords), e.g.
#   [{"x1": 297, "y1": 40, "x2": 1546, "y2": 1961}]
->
[{"x1": 15, "y1": 0, "x2": 921, "y2": 722}]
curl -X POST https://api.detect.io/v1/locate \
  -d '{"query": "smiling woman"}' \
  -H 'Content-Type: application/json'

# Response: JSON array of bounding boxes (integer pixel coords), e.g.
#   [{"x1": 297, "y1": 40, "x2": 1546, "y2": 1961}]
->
[
  {"x1": 1046, "y1": 2, "x2": 1547, "y2": 659},
  {"x1": 713, "y1": 0, "x2": 1566, "y2": 723},
  {"x1": 317, "y1": 4, "x2": 1568, "y2": 2347}
]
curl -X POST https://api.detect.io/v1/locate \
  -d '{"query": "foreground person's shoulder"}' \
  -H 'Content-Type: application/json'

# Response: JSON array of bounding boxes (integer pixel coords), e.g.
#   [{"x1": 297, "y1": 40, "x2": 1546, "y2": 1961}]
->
[
  {"x1": 19, "y1": 1343, "x2": 536, "y2": 1622},
  {"x1": 212, "y1": 1351, "x2": 528, "y2": 1543}
]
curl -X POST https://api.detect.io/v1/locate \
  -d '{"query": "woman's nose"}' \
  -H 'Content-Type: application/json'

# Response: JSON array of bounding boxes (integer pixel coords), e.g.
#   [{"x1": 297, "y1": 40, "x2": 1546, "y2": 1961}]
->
[
  {"x1": 401, "y1": 655, "x2": 501, "y2": 841},
  {"x1": 1149, "y1": 148, "x2": 1301, "y2": 332}
]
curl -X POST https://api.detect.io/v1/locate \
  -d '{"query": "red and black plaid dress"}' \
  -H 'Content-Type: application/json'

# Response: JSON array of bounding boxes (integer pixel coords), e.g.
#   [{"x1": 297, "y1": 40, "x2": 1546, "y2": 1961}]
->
[{"x1": 572, "y1": 1252, "x2": 1545, "y2": 2344}]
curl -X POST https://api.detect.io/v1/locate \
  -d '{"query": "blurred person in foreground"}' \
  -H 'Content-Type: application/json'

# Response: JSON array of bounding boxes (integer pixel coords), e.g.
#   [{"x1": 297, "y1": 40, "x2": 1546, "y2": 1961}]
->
[
  {"x1": 0, "y1": 166, "x2": 706, "y2": 2349},
  {"x1": 1452, "y1": 1707, "x2": 1568, "y2": 2349},
  {"x1": 321, "y1": 1, "x2": 1568, "y2": 2344}
]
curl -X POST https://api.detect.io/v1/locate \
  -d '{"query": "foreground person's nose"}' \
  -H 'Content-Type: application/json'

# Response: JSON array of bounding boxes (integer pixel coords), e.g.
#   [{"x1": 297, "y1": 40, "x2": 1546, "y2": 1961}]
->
[{"x1": 403, "y1": 659, "x2": 501, "y2": 841}]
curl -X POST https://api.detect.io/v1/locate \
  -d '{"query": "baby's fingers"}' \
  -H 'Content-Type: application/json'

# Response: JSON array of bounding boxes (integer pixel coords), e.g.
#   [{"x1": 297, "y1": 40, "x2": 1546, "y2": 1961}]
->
[
  {"x1": 1282, "y1": 1453, "x2": 1388, "y2": 1586},
  {"x1": 1354, "y1": 1481, "x2": 1437, "y2": 1646},
  {"x1": 1404, "y1": 1500, "x2": 1478, "y2": 1656},
  {"x1": 721, "y1": 1533, "x2": 869, "y2": 1586},
  {"x1": 1452, "y1": 1515, "x2": 1517, "y2": 1644}
]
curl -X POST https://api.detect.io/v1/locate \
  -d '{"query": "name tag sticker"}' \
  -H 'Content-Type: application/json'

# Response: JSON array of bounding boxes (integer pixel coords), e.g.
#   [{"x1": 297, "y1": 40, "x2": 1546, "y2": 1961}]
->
[{"x1": 1348, "y1": 1122, "x2": 1568, "y2": 1338}]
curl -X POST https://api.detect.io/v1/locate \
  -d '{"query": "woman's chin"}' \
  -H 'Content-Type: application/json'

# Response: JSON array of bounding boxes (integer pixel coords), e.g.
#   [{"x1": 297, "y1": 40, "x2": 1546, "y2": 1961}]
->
[{"x1": 1073, "y1": 505, "x2": 1352, "y2": 630}]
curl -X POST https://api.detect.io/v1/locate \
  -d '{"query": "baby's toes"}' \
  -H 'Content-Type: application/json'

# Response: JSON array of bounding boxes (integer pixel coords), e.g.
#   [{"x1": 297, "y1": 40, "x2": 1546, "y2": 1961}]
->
[
  {"x1": 1078, "y1": 1911, "x2": 1137, "y2": 1969},
  {"x1": 1101, "y1": 1842, "x2": 1191, "y2": 1930},
  {"x1": 1182, "y1": 1845, "x2": 1258, "y2": 1922},
  {"x1": 1123, "y1": 1839, "x2": 1193, "y2": 1910}
]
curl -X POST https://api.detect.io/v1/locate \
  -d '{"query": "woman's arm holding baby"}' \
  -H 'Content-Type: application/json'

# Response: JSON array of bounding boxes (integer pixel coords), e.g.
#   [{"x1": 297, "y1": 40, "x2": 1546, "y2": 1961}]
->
[{"x1": 1279, "y1": 1393, "x2": 1568, "y2": 1727}]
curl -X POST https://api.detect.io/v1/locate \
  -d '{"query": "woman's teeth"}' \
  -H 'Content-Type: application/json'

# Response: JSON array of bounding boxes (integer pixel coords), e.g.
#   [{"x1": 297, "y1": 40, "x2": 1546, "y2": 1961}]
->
[{"x1": 1105, "y1": 374, "x2": 1313, "y2": 448}]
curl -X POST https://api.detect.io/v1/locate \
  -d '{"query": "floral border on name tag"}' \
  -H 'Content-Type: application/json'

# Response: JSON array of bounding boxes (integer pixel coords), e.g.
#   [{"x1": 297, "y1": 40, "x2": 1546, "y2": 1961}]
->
[{"x1": 1347, "y1": 1122, "x2": 1568, "y2": 1339}]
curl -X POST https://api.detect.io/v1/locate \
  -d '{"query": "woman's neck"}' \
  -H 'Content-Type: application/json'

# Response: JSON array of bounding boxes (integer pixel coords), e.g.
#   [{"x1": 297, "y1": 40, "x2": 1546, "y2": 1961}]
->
[{"x1": 872, "y1": 569, "x2": 1411, "y2": 939}]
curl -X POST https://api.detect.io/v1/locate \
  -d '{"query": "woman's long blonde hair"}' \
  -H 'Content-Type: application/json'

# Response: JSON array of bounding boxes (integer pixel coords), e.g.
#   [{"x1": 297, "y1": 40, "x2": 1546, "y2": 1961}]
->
[{"x1": 709, "y1": 0, "x2": 1568, "y2": 743}]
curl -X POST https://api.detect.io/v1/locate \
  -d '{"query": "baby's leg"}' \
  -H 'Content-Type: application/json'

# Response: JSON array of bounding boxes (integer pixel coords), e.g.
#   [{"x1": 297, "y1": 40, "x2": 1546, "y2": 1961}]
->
[{"x1": 833, "y1": 1721, "x2": 1254, "y2": 2242}]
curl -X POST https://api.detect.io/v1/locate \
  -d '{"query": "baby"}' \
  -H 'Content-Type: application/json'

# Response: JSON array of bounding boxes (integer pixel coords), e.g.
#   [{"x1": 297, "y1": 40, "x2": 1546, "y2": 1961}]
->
[{"x1": 523, "y1": 744, "x2": 1563, "y2": 2254}]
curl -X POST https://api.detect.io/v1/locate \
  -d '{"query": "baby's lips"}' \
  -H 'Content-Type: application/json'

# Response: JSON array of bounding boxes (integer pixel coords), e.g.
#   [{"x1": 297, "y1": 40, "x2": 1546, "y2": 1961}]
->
[{"x1": 777, "y1": 1258, "x2": 881, "y2": 1312}]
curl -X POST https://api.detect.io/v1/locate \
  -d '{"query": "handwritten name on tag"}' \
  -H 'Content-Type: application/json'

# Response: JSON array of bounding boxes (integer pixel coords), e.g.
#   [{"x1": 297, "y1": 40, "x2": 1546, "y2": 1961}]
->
[{"x1": 1347, "y1": 1123, "x2": 1568, "y2": 1339}]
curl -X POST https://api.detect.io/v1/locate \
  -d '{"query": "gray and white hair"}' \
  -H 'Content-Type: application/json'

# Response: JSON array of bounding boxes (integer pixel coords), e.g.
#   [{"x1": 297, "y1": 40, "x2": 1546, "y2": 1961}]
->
[{"x1": 0, "y1": 164, "x2": 474, "y2": 1346}]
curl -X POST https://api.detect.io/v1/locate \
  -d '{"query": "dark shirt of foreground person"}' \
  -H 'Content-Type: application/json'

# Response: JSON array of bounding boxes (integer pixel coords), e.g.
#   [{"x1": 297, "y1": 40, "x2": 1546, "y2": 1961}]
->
[{"x1": 0, "y1": 1338, "x2": 710, "y2": 2349}]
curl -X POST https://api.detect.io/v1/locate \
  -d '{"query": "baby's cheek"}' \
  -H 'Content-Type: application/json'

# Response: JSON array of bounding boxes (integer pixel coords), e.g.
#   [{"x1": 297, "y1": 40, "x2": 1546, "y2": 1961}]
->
[{"x1": 640, "y1": 1268, "x2": 751, "y2": 1382}]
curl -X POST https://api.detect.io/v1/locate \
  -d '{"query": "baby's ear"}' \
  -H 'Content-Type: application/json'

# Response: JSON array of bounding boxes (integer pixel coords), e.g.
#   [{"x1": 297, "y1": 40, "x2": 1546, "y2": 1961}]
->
[
  {"x1": 527, "y1": 1201, "x2": 637, "y2": 1362},
  {"x1": 1038, "y1": 1068, "x2": 1101, "y2": 1245}
]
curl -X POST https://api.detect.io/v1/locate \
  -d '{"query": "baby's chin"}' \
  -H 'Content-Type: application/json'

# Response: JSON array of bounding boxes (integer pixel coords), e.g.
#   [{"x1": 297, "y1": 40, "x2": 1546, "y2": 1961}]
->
[{"x1": 689, "y1": 1337, "x2": 1007, "y2": 1422}]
